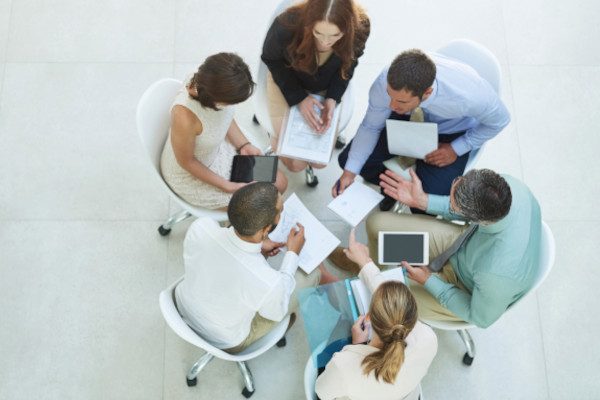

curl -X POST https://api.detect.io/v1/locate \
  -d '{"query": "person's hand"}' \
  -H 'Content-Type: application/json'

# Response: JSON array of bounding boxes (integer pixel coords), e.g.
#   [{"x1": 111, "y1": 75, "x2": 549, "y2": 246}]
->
[
  {"x1": 351, "y1": 315, "x2": 370, "y2": 344},
  {"x1": 261, "y1": 238, "x2": 285, "y2": 258},
  {"x1": 298, "y1": 96, "x2": 324, "y2": 132},
  {"x1": 331, "y1": 170, "x2": 356, "y2": 198},
  {"x1": 316, "y1": 98, "x2": 336, "y2": 134},
  {"x1": 225, "y1": 181, "x2": 250, "y2": 193},
  {"x1": 286, "y1": 222, "x2": 306, "y2": 255},
  {"x1": 401, "y1": 261, "x2": 432, "y2": 285},
  {"x1": 379, "y1": 169, "x2": 428, "y2": 211},
  {"x1": 424, "y1": 142, "x2": 458, "y2": 167},
  {"x1": 343, "y1": 229, "x2": 372, "y2": 269},
  {"x1": 239, "y1": 143, "x2": 263, "y2": 156}
]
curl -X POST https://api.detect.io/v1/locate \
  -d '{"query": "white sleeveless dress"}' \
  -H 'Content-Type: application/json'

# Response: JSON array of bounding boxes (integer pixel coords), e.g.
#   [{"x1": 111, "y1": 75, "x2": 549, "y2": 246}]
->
[{"x1": 160, "y1": 79, "x2": 237, "y2": 209}]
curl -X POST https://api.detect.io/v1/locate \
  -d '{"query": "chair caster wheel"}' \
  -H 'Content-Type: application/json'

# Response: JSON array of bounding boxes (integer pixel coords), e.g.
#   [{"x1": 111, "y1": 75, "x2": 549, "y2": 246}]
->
[
  {"x1": 276, "y1": 337, "x2": 287, "y2": 347},
  {"x1": 252, "y1": 114, "x2": 259, "y2": 124},
  {"x1": 462, "y1": 353, "x2": 474, "y2": 366},
  {"x1": 158, "y1": 225, "x2": 171, "y2": 236},
  {"x1": 335, "y1": 136, "x2": 346, "y2": 149},
  {"x1": 242, "y1": 387, "x2": 255, "y2": 398},
  {"x1": 306, "y1": 176, "x2": 318, "y2": 187},
  {"x1": 186, "y1": 377, "x2": 197, "y2": 387}
]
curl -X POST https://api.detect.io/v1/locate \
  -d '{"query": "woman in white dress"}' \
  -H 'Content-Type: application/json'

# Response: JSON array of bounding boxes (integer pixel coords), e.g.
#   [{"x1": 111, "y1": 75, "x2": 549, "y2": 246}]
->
[{"x1": 161, "y1": 53, "x2": 287, "y2": 209}]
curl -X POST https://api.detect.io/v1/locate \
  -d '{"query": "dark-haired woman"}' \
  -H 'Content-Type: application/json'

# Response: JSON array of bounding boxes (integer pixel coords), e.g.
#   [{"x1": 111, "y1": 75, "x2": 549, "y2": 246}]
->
[
  {"x1": 315, "y1": 230, "x2": 437, "y2": 400},
  {"x1": 161, "y1": 53, "x2": 287, "y2": 209},
  {"x1": 262, "y1": 0, "x2": 370, "y2": 172}
]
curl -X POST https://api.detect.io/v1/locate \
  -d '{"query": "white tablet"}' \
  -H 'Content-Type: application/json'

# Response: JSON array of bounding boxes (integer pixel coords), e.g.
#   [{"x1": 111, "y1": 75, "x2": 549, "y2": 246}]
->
[{"x1": 378, "y1": 232, "x2": 429, "y2": 265}]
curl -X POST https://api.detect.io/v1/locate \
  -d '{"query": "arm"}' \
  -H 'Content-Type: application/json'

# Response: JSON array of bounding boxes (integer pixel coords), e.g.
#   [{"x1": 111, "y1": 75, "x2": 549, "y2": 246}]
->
[
  {"x1": 170, "y1": 106, "x2": 244, "y2": 193},
  {"x1": 257, "y1": 223, "x2": 305, "y2": 321},
  {"x1": 225, "y1": 119, "x2": 262, "y2": 156},
  {"x1": 332, "y1": 69, "x2": 391, "y2": 197},
  {"x1": 424, "y1": 272, "x2": 516, "y2": 328},
  {"x1": 450, "y1": 87, "x2": 511, "y2": 157},
  {"x1": 261, "y1": 17, "x2": 308, "y2": 106}
]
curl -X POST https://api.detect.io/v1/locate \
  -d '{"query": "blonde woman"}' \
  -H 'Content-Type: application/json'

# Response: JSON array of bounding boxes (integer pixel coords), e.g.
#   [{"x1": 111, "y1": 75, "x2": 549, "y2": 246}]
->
[{"x1": 315, "y1": 230, "x2": 437, "y2": 400}]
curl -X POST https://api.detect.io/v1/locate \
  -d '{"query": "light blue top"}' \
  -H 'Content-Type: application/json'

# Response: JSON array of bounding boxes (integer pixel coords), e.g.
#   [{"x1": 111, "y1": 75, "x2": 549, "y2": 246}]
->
[
  {"x1": 424, "y1": 175, "x2": 541, "y2": 328},
  {"x1": 345, "y1": 53, "x2": 511, "y2": 174}
]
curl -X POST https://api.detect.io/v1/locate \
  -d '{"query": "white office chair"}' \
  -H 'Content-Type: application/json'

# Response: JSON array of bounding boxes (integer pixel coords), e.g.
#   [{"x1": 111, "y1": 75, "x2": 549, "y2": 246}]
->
[
  {"x1": 159, "y1": 276, "x2": 291, "y2": 398},
  {"x1": 136, "y1": 79, "x2": 266, "y2": 235},
  {"x1": 303, "y1": 355, "x2": 424, "y2": 400},
  {"x1": 421, "y1": 221, "x2": 555, "y2": 366},
  {"x1": 253, "y1": 0, "x2": 355, "y2": 187}
]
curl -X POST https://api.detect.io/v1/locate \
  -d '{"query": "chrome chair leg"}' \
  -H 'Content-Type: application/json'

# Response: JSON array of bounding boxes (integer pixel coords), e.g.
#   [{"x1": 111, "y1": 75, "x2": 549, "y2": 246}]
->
[
  {"x1": 305, "y1": 165, "x2": 318, "y2": 187},
  {"x1": 237, "y1": 361, "x2": 255, "y2": 398},
  {"x1": 158, "y1": 210, "x2": 192, "y2": 236},
  {"x1": 457, "y1": 329, "x2": 476, "y2": 365},
  {"x1": 186, "y1": 352, "x2": 215, "y2": 386}
]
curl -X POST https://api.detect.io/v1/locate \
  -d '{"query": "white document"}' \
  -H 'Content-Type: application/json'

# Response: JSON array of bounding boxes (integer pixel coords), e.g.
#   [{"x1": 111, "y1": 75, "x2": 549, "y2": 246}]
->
[
  {"x1": 327, "y1": 181, "x2": 384, "y2": 227},
  {"x1": 269, "y1": 193, "x2": 340, "y2": 274},
  {"x1": 277, "y1": 94, "x2": 341, "y2": 165},
  {"x1": 350, "y1": 267, "x2": 406, "y2": 315},
  {"x1": 386, "y1": 119, "x2": 438, "y2": 159}
]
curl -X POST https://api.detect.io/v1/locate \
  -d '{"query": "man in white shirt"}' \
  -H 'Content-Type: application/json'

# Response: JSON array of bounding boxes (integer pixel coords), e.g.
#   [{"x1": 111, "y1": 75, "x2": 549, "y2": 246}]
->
[
  {"x1": 175, "y1": 182, "x2": 334, "y2": 353},
  {"x1": 333, "y1": 49, "x2": 510, "y2": 211}
]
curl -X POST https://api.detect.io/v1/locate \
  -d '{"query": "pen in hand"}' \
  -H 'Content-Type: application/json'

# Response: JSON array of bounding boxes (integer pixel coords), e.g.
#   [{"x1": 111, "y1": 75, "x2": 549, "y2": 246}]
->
[{"x1": 336, "y1": 179, "x2": 341, "y2": 196}]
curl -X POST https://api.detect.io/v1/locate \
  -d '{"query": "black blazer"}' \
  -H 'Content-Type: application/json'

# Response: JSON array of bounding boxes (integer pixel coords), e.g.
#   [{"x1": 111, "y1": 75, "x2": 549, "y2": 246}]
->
[{"x1": 261, "y1": 12, "x2": 370, "y2": 106}]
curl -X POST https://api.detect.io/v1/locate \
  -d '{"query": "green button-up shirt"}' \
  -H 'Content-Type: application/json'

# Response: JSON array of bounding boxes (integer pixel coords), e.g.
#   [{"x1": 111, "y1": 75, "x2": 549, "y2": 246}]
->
[{"x1": 424, "y1": 175, "x2": 541, "y2": 328}]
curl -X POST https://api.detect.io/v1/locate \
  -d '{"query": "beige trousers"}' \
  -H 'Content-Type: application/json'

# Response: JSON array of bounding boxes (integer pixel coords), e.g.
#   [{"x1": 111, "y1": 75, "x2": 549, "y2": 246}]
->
[
  {"x1": 225, "y1": 267, "x2": 322, "y2": 354},
  {"x1": 366, "y1": 212, "x2": 472, "y2": 322}
]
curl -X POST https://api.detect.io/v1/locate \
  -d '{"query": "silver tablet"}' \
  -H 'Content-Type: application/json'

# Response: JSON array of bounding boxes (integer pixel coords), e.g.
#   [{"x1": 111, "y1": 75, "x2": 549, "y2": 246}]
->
[{"x1": 378, "y1": 231, "x2": 429, "y2": 265}]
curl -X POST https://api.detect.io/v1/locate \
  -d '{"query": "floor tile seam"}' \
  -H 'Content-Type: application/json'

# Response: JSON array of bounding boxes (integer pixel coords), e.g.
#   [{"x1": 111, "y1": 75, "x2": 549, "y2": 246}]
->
[
  {"x1": 505, "y1": 64, "x2": 526, "y2": 180},
  {"x1": 0, "y1": 0, "x2": 14, "y2": 64},
  {"x1": 1, "y1": 60, "x2": 175, "y2": 65},
  {"x1": 535, "y1": 292, "x2": 552, "y2": 398}
]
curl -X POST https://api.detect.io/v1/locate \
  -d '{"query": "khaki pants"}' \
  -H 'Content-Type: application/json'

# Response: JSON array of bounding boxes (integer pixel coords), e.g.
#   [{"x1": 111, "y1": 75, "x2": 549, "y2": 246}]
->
[
  {"x1": 225, "y1": 267, "x2": 322, "y2": 354},
  {"x1": 366, "y1": 212, "x2": 472, "y2": 322}
]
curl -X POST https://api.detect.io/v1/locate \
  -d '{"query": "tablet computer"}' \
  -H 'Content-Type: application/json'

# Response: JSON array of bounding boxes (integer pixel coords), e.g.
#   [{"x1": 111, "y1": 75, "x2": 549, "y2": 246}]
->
[
  {"x1": 230, "y1": 155, "x2": 278, "y2": 183},
  {"x1": 378, "y1": 231, "x2": 429, "y2": 265}
]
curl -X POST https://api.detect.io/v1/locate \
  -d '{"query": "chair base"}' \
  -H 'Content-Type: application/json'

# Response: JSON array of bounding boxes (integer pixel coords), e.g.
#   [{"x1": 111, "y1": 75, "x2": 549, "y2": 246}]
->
[
  {"x1": 242, "y1": 387, "x2": 255, "y2": 398},
  {"x1": 462, "y1": 353, "x2": 474, "y2": 366},
  {"x1": 158, "y1": 210, "x2": 192, "y2": 236},
  {"x1": 305, "y1": 165, "x2": 318, "y2": 187},
  {"x1": 186, "y1": 377, "x2": 197, "y2": 387}
]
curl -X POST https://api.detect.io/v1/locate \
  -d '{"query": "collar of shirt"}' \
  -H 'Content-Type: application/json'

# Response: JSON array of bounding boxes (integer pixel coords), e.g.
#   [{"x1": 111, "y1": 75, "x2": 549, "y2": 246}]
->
[
  {"x1": 478, "y1": 210, "x2": 513, "y2": 234},
  {"x1": 225, "y1": 226, "x2": 262, "y2": 254}
]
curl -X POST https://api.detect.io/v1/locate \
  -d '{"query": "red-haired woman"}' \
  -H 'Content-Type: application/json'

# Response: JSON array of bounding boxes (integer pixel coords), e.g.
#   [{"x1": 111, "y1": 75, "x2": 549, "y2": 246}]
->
[{"x1": 261, "y1": 0, "x2": 370, "y2": 173}]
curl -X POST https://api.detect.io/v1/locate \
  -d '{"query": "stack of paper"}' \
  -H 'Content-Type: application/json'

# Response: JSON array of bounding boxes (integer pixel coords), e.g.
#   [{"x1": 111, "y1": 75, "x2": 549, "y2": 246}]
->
[{"x1": 327, "y1": 181, "x2": 383, "y2": 227}]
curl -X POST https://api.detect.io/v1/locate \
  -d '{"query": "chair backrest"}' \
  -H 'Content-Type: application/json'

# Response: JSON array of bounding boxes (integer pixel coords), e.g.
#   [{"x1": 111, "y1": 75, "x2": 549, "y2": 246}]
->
[
  {"x1": 437, "y1": 39, "x2": 502, "y2": 94},
  {"x1": 136, "y1": 78, "x2": 182, "y2": 173},
  {"x1": 159, "y1": 276, "x2": 290, "y2": 362}
]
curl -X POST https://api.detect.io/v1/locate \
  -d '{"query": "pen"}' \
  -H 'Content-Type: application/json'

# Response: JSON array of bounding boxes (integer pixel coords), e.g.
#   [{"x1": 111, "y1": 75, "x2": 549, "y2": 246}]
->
[{"x1": 336, "y1": 179, "x2": 341, "y2": 196}]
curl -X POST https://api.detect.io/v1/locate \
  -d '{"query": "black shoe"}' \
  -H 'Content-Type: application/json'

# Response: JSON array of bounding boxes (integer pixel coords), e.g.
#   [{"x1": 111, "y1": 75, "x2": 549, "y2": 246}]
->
[
  {"x1": 379, "y1": 195, "x2": 397, "y2": 211},
  {"x1": 335, "y1": 136, "x2": 346, "y2": 149}
]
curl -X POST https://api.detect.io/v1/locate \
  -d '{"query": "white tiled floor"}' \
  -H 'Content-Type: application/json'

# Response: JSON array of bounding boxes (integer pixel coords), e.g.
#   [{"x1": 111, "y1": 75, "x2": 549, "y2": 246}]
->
[{"x1": 0, "y1": 0, "x2": 598, "y2": 399}]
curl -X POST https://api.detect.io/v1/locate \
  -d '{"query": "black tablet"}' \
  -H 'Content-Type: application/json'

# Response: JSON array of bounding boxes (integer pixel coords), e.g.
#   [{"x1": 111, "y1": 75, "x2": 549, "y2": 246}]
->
[
  {"x1": 378, "y1": 232, "x2": 429, "y2": 265},
  {"x1": 230, "y1": 155, "x2": 278, "y2": 183}
]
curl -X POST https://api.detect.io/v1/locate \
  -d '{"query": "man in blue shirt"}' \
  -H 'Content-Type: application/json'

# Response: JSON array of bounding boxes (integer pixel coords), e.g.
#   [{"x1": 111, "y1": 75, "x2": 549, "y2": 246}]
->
[{"x1": 333, "y1": 49, "x2": 511, "y2": 211}]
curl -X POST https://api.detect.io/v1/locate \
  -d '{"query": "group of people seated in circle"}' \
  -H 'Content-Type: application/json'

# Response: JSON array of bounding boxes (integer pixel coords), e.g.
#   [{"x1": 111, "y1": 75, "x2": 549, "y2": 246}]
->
[{"x1": 158, "y1": 0, "x2": 543, "y2": 398}]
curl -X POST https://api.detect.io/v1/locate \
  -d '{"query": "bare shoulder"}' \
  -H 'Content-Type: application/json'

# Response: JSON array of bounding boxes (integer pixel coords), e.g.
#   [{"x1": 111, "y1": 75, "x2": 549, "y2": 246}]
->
[{"x1": 171, "y1": 104, "x2": 203, "y2": 136}]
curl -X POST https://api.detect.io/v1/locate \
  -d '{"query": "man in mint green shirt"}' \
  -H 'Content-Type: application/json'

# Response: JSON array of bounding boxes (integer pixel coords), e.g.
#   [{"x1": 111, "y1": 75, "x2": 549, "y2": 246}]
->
[{"x1": 365, "y1": 168, "x2": 541, "y2": 328}]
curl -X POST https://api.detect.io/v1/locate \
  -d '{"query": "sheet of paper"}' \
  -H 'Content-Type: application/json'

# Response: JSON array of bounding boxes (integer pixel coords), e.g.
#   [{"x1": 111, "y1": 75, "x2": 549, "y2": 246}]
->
[
  {"x1": 269, "y1": 193, "x2": 340, "y2": 273},
  {"x1": 327, "y1": 181, "x2": 384, "y2": 226},
  {"x1": 349, "y1": 267, "x2": 406, "y2": 315},
  {"x1": 386, "y1": 119, "x2": 438, "y2": 159},
  {"x1": 277, "y1": 94, "x2": 341, "y2": 165}
]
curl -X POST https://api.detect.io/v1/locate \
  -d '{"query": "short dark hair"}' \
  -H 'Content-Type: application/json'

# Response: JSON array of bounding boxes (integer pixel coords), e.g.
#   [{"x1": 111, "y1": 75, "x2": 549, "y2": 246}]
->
[
  {"x1": 387, "y1": 49, "x2": 436, "y2": 98},
  {"x1": 189, "y1": 52, "x2": 255, "y2": 111},
  {"x1": 228, "y1": 183, "x2": 279, "y2": 236},
  {"x1": 453, "y1": 169, "x2": 512, "y2": 224}
]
